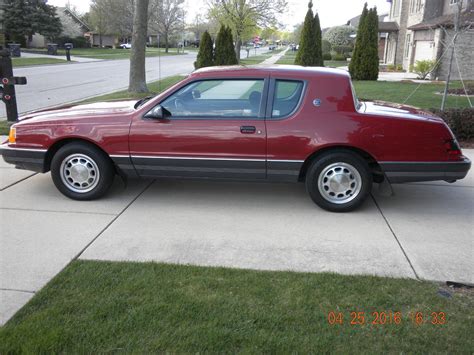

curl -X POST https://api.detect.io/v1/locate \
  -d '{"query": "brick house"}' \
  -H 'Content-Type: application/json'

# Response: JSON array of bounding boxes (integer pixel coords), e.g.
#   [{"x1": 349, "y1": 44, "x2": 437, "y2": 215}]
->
[{"x1": 383, "y1": 0, "x2": 474, "y2": 80}]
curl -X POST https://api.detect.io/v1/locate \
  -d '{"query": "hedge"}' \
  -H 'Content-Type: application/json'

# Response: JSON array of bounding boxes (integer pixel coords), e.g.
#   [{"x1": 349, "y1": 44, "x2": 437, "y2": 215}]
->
[{"x1": 429, "y1": 108, "x2": 474, "y2": 141}]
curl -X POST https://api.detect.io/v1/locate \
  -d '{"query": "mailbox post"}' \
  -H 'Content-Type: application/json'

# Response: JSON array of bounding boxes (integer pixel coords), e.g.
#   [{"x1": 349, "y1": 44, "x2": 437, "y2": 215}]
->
[
  {"x1": 0, "y1": 49, "x2": 27, "y2": 122},
  {"x1": 64, "y1": 43, "x2": 73, "y2": 61}
]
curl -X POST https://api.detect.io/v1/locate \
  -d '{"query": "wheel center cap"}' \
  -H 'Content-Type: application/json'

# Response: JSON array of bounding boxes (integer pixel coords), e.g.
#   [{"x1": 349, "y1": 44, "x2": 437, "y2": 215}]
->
[
  {"x1": 71, "y1": 165, "x2": 89, "y2": 182},
  {"x1": 329, "y1": 173, "x2": 350, "y2": 192}
]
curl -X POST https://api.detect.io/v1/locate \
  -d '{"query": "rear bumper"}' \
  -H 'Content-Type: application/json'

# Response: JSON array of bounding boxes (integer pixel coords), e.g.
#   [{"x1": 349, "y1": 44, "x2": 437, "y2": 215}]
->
[
  {"x1": 380, "y1": 158, "x2": 471, "y2": 183},
  {"x1": 0, "y1": 144, "x2": 47, "y2": 173}
]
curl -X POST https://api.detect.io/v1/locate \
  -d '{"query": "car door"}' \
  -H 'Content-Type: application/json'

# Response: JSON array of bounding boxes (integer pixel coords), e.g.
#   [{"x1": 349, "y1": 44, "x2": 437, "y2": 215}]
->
[{"x1": 129, "y1": 77, "x2": 268, "y2": 179}]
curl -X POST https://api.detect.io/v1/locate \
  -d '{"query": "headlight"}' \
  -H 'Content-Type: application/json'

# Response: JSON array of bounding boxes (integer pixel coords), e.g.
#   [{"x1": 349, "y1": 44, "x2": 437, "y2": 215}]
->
[{"x1": 8, "y1": 127, "x2": 16, "y2": 144}]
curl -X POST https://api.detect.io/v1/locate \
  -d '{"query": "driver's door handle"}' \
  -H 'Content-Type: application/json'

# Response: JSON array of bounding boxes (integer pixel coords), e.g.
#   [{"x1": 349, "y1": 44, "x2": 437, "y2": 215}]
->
[{"x1": 240, "y1": 125, "x2": 256, "y2": 134}]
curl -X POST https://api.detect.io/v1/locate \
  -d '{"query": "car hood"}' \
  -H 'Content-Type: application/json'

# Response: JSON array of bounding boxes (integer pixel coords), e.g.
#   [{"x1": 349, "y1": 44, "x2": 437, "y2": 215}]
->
[
  {"x1": 361, "y1": 100, "x2": 444, "y2": 122},
  {"x1": 19, "y1": 100, "x2": 138, "y2": 122}
]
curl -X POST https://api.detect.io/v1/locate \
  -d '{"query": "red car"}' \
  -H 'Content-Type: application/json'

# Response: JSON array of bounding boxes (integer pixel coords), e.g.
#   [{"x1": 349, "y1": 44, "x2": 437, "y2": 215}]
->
[{"x1": 1, "y1": 65, "x2": 470, "y2": 211}]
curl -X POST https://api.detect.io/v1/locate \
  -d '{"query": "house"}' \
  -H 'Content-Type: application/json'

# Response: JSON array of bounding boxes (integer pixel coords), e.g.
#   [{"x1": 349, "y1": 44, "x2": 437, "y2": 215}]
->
[
  {"x1": 347, "y1": 13, "x2": 391, "y2": 62},
  {"x1": 28, "y1": 6, "x2": 91, "y2": 48},
  {"x1": 383, "y1": 0, "x2": 474, "y2": 80}
]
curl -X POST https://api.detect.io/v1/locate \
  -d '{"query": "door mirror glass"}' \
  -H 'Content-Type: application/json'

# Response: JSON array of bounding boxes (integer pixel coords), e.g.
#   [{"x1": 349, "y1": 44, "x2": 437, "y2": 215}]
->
[{"x1": 144, "y1": 105, "x2": 171, "y2": 120}]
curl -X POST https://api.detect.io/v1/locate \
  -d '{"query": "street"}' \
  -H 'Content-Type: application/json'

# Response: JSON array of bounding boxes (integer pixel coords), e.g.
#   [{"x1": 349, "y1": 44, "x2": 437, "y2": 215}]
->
[{"x1": 1, "y1": 47, "x2": 272, "y2": 118}]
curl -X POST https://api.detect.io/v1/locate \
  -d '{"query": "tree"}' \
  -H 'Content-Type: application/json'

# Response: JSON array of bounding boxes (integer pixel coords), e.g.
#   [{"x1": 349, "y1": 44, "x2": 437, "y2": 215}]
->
[
  {"x1": 313, "y1": 12, "x2": 323, "y2": 66},
  {"x1": 129, "y1": 0, "x2": 150, "y2": 93},
  {"x1": 57, "y1": 9, "x2": 83, "y2": 38},
  {"x1": 209, "y1": 0, "x2": 287, "y2": 62},
  {"x1": 89, "y1": 0, "x2": 134, "y2": 45},
  {"x1": 323, "y1": 25, "x2": 355, "y2": 54},
  {"x1": 149, "y1": 0, "x2": 185, "y2": 53},
  {"x1": 194, "y1": 30, "x2": 214, "y2": 69},
  {"x1": 349, "y1": 3, "x2": 379, "y2": 80},
  {"x1": 294, "y1": 1, "x2": 316, "y2": 66},
  {"x1": 4, "y1": 0, "x2": 62, "y2": 46},
  {"x1": 215, "y1": 25, "x2": 238, "y2": 65},
  {"x1": 89, "y1": 0, "x2": 109, "y2": 47}
]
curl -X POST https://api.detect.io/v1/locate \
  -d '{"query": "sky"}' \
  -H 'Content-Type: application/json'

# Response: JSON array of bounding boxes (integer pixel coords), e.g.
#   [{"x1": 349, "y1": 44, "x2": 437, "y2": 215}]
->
[{"x1": 46, "y1": 0, "x2": 392, "y2": 30}]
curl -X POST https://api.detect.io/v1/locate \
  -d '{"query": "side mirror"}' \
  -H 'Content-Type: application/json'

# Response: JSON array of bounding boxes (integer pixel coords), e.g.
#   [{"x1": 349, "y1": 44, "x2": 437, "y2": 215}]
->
[{"x1": 144, "y1": 105, "x2": 171, "y2": 120}]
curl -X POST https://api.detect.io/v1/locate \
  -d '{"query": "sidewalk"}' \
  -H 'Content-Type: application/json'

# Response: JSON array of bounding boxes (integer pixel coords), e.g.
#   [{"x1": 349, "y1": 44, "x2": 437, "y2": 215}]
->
[
  {"x1": 261, "y1": 48, "x2": 289, "y2": 65},
  {"x1": 20, "y1": 51, "x2": 103, "y2": 63}
]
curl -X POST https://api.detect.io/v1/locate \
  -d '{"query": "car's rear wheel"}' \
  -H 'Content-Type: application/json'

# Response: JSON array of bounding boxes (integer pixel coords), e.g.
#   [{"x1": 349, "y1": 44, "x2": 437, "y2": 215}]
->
[
  {"x1": 305, "y1": 151, "x2": 372, "y2": 212},
  {"x1": 51, "y1": 143, "x2": 115, "y2": 200}
]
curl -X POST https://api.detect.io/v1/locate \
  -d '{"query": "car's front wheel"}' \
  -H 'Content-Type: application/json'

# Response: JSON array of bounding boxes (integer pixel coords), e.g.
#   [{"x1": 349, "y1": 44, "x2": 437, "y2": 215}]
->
[
  {"x1": 51, "y1": 142, "x2": 115, "y2": 200},
  {"x1": 305, "y1": 151, "x2": 372, "y2": 212}
]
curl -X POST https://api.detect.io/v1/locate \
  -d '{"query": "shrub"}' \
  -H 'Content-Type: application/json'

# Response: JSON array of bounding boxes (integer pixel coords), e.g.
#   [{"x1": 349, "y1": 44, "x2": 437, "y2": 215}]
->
[
  {"x1": 295, "y1": 2, "x2": 316, "y2": 66},
  {"x1": 331, "y1": 53, "x2": 347, "y2": 61},
  {"x1": 411, "y1": 60, "x2": 436, "y2": 79},
  {"x1": 429, "y1": 108, "x2": 474, "y2": 140},
  {"x1": 194, "y1": 31, "x2": 214, "y2": 69},
  {"x1": 322, "y1": 39, "x2": 331, "y2": 54},
  {"x1": 323, "y1": 52, "x2": 331, "y2": 60},
  {"x1": 214, "y1": 25, "x2": 237, "y2": 66}
]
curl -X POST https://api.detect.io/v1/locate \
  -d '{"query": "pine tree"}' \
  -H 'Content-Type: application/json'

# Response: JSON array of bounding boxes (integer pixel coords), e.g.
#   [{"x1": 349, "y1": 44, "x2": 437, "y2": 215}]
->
[
  {"x1": 194, "y1": 31, "x2": 214, "y2": 69},
  {"x1": 295, "y1": 1, "x2": 316, "y2": 66},
  {"x1": 215, "y1": 25, "x2": 237, "y2": 66},
  {"x1": 349, "y1": 3, "x2": 379, "y2": 80},
  {"x1": 313, "y1": 12, "x2": 323, "y2": 66}
]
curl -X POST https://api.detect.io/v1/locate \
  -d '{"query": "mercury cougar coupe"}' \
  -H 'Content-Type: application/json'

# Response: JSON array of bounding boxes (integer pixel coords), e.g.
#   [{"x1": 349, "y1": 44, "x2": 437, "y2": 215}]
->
[{"x1": 1, "y1": 65, "x2": 471, "y2": 211}]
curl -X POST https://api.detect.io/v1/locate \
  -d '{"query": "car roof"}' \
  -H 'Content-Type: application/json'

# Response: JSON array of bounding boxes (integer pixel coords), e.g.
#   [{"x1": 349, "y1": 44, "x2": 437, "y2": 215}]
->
[{"x1": 191, "y1": 64, "x2": 351, "y2": 79}]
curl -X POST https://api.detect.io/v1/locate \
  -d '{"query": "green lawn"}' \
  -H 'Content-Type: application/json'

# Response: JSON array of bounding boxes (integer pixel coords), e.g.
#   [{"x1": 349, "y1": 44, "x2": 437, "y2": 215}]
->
[
  {"x1": 354, "y1": 81, "x2": 472, "y2": 109},
  {"x1": 56, "y1": 47, "x2": 186, "y2": 60},
  {"x1": 12, "y1": 57, "x2": 71, "y2": 67},
  {"x1": 0, "y1": 260, "x2": 472, "y2": 353},
  {"x1": 275, "y1": 51, "x2": 346, "y2": 68}
]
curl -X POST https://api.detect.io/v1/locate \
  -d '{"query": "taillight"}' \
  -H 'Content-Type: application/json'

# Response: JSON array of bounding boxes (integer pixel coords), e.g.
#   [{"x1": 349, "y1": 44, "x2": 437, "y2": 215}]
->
[{"x1": 444, "y1": 139, "x2": 462, "y2": 160}]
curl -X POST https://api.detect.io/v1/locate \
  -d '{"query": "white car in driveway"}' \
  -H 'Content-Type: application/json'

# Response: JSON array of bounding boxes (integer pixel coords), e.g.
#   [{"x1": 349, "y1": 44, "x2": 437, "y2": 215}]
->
[{"x1": 120, "y1": 43, "x2": 132, "y2": 49}]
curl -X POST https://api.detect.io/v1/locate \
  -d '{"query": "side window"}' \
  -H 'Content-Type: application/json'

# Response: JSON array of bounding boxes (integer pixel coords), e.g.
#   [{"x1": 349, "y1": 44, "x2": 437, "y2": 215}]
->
[
  {"x1": 158, "y1": 79, "x2": 264, "y2": 119},
  {"x1": 271, "y1": 80, "x2": 304, "y2": 118}
]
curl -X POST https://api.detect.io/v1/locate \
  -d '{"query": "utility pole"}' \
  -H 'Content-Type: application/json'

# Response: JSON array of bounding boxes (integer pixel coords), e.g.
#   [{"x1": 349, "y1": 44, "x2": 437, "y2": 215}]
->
[{"x1": 441, "y1": 0, "x2": 462, "y2": 111}]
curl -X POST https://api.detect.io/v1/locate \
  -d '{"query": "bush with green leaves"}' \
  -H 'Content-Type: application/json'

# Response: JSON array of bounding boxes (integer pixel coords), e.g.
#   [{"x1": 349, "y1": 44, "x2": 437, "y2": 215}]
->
[
  {"x1": 411, "y1": 60, "x2": 436, "y2": 79},
  {"x1": 295, "y1": 2, "x2": 316, "y2": 66},
  {"x1": 323, "y1": 25, "x2": 355, "y2": 49},
  {"x1": 313, "y1": 13, "x2": 323, "y2": 66},
  {"x1": 323, "y1": 52, "x2": 331, "y2": 60},
  {"x1": 194, "y1": 31, "x2": 214, "y2": 69},
  {"x1": 214, "y1": 25, "x2": 238, "y2": 66}
]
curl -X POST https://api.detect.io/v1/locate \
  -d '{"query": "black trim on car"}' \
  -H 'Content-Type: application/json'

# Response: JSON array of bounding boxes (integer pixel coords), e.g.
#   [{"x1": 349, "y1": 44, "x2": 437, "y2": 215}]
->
[
  {"x1": 379, "y1": 158, "x2": 471, "y2": 183},
  {"x1": 265, "y1": 78, "x2": 307, "y2": 120},
  {"x1": 0, "y1": 144, "x2": 47, "y2": 173}
]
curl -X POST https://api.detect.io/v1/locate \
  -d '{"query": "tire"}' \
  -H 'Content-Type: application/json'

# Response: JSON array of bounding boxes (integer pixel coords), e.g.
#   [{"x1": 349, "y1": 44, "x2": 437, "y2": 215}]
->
[
  {"x1": 305, "y1": 151, "x2": 372, "y2": 212},
  {"x1": 50, "y1": 142, "x2": 115, "y2": 200}
]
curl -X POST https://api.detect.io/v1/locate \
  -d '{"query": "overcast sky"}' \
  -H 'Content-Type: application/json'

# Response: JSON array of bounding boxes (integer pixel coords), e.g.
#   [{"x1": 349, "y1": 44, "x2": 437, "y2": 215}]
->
[{"x1": 47, "y1": 0, "x2": 391, "y2": 30}]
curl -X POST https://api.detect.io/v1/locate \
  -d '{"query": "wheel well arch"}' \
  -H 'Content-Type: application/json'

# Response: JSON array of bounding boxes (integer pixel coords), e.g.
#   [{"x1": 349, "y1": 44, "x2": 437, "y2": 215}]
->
[
  {"x1": 298, "y1": 145, "x2": 383, "y2": 182},
  {"x1": 44, "y1": 138, "x2": 111, "y2": 172}
]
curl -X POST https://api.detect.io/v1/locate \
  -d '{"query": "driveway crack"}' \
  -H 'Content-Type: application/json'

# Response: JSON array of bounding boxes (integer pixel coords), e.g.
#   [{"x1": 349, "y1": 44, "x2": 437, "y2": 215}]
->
[
  {"x1": 371, "y1": 193, "x2": 420, "y2": 280},
  {"x1": 72, "y1": 180, "x2": 155, "y2": 260}
]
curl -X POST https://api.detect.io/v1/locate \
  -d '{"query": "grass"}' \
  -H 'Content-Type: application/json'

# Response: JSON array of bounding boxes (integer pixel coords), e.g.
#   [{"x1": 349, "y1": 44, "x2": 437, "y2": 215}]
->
[
  {"x1": 12, "y1": 57, "x2": 71, "y2": 67},
  {"x1": 0, "y1": 260, "x2": 472, "y2": 353},
  {"x1": 0, "y1": 120, "x2": 12, "y2": 135},
  {"x1": 275, "y1": 51, "x2": 346, "y2": 68},
  {"x1": 354, "y1": 81, "x2": 472, "y2": 109},
  {"x1": 57, "y1": 47, "x2": 186, "y2": 60},
  {"x1": 239, "y1": 48, "x2": 283, "y2": 65}
]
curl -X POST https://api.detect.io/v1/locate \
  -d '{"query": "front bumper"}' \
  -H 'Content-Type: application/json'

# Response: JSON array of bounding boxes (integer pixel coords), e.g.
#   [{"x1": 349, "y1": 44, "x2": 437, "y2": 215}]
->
[
  {"x1": 379, "y1": 157, "x2": 471, "y2": 183},
  {"x1": 0, "y1": 144, "x2": 47, "y2": 173}
]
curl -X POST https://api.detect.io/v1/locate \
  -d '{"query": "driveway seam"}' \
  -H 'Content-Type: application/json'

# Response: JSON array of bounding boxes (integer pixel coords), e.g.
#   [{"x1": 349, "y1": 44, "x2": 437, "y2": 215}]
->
[
  {"x1": 0, "y1": 173, "x2": 37, "y2": 191},
  {"x1": 0, "y1": 288, "x2": 35, "y2": 294},
  {"x1": 72, "y1": 180, "x2": 155, "y2": 261},
  {"x1": 406, "y1": 183, "x2": 474, "y2": 189},
  {"x1": 370, "y1": 193, "x2": 420, "y2": 280},
  {"x1": 0, "y1": 207, "x2": 117, "y2": 216}
]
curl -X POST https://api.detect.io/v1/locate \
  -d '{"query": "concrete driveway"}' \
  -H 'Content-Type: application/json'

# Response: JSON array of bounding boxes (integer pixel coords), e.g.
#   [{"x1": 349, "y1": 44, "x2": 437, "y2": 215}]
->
[{"x1": 1, "y1": 149, "x2": 473, "y2": 325}]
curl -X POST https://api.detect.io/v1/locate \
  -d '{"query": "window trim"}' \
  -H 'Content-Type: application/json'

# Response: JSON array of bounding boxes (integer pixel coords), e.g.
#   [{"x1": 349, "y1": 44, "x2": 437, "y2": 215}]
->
[
  {"x1": 265, "y1": 78, "x2": 307, "y2": 121},
  {"x1": 143, "y1": 76, "x2": 270, "y2": 121}
]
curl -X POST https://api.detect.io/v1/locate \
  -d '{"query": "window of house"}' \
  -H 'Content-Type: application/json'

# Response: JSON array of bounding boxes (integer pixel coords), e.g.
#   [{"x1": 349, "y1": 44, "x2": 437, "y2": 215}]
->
[
  {"x1": 405, "y1": 34, "x2": 411, "y2": 58},
  {"x1": 416, "y1": 0, "x2": 423, "y2": 11},
  {"x1": 410, "y1": 0, "x2": 415, "y2": 13},
  {"x1": 392, "y1": 0, "x2": 401, "y2": 17},
  {"x1": 271, "y1": 80, "x2": 304, "y2": 118},
  {"x1": 450, "y1": 0, "x2": 459, "y2": 4},
  {"x1": 157, "y1": 79, "x2": 265, "y2": 119}
]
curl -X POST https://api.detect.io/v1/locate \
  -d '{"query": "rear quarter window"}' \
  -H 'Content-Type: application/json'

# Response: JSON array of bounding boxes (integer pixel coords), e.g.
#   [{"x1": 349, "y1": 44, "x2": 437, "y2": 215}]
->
[{"x1": 271, "y1": 80, "x2": 304, "y2": 118}]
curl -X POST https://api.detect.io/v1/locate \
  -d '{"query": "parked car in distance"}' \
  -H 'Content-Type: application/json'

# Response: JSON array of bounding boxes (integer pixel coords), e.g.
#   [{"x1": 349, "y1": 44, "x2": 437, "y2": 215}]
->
[
  {"x1": 1, "y1": 65, "x2": 470, "y2": 211},
  {"x1": 120, "y1": 43, "x2": 131, "y2": 49}
]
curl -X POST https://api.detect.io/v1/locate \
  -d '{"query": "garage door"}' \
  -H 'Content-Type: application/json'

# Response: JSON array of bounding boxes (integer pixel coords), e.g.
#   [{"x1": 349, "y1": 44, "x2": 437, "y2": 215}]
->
[{"x1": 414, "y1": 41, "x2": 434, "y2": 62}]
